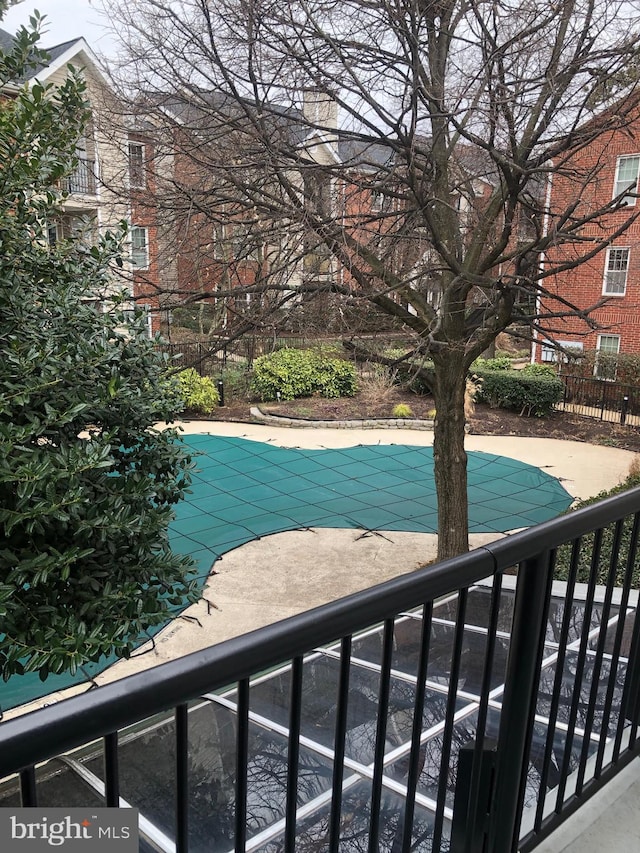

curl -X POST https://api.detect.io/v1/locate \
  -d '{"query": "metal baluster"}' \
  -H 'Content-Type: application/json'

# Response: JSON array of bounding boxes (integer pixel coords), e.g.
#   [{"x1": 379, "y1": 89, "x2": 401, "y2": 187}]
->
[
  {"x1": 595, "y1": 514, "x2": 640, "y2": 776},
  {"x1": 615, "y1": 513, "x2": 640, "y2": 758},
  {"x1": 368, "y1": 618, "x2": 395, "y2": 853},
  {"x1": 329, "y1": 636, "x2": 352, "y2": 852},
  {"x1": 19, "y1": 767, "x2": 37, "y2": 807},
  {"x1": 487, "y1": 552, "x2": 554, "y2": 853},
  {"x1": 284, "y1": 657, "x2": 303, "y2": 853},
  {"x1": 104, "y1": 732, "x2": 120, "y2": 807},
  {"x1": 175, "y1": 704, "x2": 189, "y2": 853},
  {"x1": 451, "y1": 574, "x2": 504, "y2": 853},
  {"x1": 433, "y1": 589, "x2": 469, "y2": 853},
  {"x1": 533, "y1": 542, "x2": 580, "y2": 832},
  {"x1": 235, "y1": 679, "x2": 250, "y2": 853},
  {"x1": 400, "y1": 601, "x2": 434, "y2": 852},
  {"x1": 575, "y1": 523, "x2": 622, "y2": 796},
  {"x1": 553, "y1": 531, "x2": 602, "y2": 814}
]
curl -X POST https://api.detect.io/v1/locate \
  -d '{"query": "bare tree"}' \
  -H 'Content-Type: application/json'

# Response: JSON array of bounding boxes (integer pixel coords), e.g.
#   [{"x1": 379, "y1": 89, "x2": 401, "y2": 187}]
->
[{"x1": 101, "y1": 0, "x2": 640, "y2": 559}]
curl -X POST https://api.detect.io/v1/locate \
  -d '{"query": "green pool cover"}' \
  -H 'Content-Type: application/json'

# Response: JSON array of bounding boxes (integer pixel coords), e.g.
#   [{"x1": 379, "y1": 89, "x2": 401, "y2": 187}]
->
[{"x1": 2, "y1": 435, "x2": 572, "y2": 710}]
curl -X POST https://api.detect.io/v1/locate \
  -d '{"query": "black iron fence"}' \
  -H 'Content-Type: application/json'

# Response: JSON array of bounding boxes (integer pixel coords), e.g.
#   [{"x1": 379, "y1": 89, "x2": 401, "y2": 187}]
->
[
  {"x1": 157, "y1": 337, "x2": 308, "y2": 373},
  {"x1": 557, "y1": 375, "x2": 640, "y2": 425},
  {"x1": 156, "y1": 335, "x2": 359, "y2": 373},
  {"x1": 1, "y1": 488, "x2": 640, "y2": 852},
  {"x1": 157, "y1": 339, "x2": 243, "y2": 374}
]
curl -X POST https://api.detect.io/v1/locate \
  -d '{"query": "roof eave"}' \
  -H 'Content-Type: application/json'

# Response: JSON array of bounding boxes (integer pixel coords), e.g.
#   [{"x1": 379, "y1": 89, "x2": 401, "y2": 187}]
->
[{"x1": 24, "y1": 38, "x2": 111, "y2": 89}]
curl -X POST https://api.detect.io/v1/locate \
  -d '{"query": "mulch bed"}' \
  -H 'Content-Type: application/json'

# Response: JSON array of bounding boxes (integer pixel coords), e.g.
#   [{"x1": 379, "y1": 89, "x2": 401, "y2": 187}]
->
[{"x1": 203, "y1": 389, "x2": 640, "y2": 454}]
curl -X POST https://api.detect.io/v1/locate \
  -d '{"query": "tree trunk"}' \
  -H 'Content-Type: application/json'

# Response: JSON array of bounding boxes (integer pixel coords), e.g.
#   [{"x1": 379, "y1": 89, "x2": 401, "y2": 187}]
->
[{"x1": 433, "y1": 358, "x2": 469, "y2": 561}]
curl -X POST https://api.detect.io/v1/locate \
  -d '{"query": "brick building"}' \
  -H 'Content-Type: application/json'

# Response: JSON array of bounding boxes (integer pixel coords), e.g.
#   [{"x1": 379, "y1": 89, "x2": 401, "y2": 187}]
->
[
  {"x1": 126, "y1": 128, "x2": 164, "y2": 335},
  {"x1": 119, "y1": 90, "x2": 500, "y2": 339},
  {"x1": 0, "y1": 28, "x2": 162, "y2": 335},
  {"x1": 533, "y1": 109, "x2": 640, "y2": 371}
]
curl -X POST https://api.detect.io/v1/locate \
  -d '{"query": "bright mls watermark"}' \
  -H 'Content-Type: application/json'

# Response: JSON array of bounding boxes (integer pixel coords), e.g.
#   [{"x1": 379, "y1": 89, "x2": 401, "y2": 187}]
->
[{"x1": 0, "y1": 809, "x2": 138, "y2": 851}]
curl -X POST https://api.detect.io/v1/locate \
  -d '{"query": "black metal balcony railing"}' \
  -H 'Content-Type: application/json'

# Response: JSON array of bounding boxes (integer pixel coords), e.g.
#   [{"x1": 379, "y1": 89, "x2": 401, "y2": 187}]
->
[
  {"x1": 1, "y1": 487, "x2": 640, "y2": 852},
  {"x1": 61, "y1": 157, "x2": 97, "y2": 196}
]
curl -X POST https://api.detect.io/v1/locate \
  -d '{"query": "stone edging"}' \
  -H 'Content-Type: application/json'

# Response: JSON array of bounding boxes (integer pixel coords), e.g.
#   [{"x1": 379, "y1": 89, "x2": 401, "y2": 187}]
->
[{"x1": 250, "y1": 406, "x2": 435, "y2": 430}]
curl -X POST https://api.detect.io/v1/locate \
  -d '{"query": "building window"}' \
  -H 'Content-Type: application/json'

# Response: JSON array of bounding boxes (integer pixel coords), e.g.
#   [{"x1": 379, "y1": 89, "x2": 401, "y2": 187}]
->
[
  {"x1": 128, "y1": 143, "x2": 145, "y2": 189},
  {"x1": 145, "y1": 305, "x2": 154, "y2": 339},
  {"x1": 595, "y1": 334, "x2": 620, "y2": 380},
  {"x1": 541, "y1": 340, "x2": 584, "y2": 363},
  {"x1": 304, "y1": 171, "x2": 332, "y2": 218},
  {"x1": 47, "y1": 215, "x2": 94, "y2": 246},
  {"x1": 47, "y1": 222, "x2": 59, "y2": 246},
  {"x1": 370, "y1": 188, "x2": 384, "y2": 212},
  {"x1": 613, "y1": 155, "x2": 640, "y2": 206},
  {"x1": 131, "y1": 226, "x2": 149, "y2": 269},
  {"x1": 603, "y1": 246, "x2": 629, "y2": 295}
]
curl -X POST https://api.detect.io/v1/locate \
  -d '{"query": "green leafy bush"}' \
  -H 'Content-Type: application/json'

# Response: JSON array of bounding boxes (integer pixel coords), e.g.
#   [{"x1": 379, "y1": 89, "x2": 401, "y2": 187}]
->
[
  {"x1": 496, "y1": 348, "x2": 530, "y2": 359},
  {"x1": 393, "y1": 403, "x2": 414, "y2": 418},
  {"x1": 474, "y1": 368, "x2": 564, "y2": 417},
  {"x1": 520, "y1": 363, "x2": 557, "y2": 378},
  {"x1": 315, "y1": 358, "x2": 359, "y2": 399},
  {"x1": 471, "y1": 356, "x2": 512, "y2": 371},
  {"x1": 0, "y1": 26, "x2": 197, "y2": 680},
  {"x1": 177, "y1": 369, "x2": 220, "y2": 415},
  {"x1": 554, "y1": 463, "x2": 640, "y2": 586},
  {"x1": 251, "y1": 348, "x2": 358, "y2": 400}
]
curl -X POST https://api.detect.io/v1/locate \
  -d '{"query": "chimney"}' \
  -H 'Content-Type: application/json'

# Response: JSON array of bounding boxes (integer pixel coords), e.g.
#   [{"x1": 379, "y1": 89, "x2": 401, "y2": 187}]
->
[{"x1": 302, "y1": 88, "x2": 338, "y2": 131}]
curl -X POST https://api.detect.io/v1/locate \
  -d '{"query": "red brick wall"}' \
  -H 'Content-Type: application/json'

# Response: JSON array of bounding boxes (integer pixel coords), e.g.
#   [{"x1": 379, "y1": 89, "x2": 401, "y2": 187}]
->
[
  {"x1": 128, "y1": 133, "x2": 162, "y2": 335},
  {"x1": 538, "y1": 113, "x2": 640, "y2": 357}
]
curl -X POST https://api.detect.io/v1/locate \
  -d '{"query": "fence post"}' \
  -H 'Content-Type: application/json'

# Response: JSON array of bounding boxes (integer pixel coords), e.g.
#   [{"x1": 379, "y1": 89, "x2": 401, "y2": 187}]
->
[
  {"x1": 450, "y1": 739, "x2": 498, "y2": 853},
  {"x1": 621, "y1": 395, "x2": 629, "y2": 425},
  {"x1": 623, "y1": 596, "x2": 640, "y2": 726},
  {"x1": 486, "y1": 553, "x2": 554, "y2": 853}
]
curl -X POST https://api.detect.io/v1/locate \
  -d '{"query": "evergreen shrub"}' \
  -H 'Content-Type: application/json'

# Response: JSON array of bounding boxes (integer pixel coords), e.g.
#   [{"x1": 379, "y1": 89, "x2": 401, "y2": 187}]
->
[
  {"x1": 251, "y1": 348, "x2": 358, "y2": 400},
  {"x1": 473, "y1": 368, "x2": 564, "y2": 417},
  {"x1": 554, "y1": 462, "x2": 640, "y2": 587},
  {"x1": 177, "y1": 369, "x2": 220, "y2": 415}
]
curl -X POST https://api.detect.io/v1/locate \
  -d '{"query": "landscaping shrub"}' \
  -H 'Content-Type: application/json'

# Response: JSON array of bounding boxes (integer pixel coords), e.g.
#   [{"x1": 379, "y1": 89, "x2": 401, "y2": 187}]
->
[
  {"x1": 366, "y1": 346, "x2": 436, "y2": 395},
  {"x1": 315, "y1": 357, "x2": 359, "y2": 399},
  {"x1": 496, "y1": 348, "x2": 530, "y2": 359},
  {"x1": 554, "y1": 458, "x2": 640, "y2": 587},
  {"x1": 177, "y1": 368, "x2": 220, "y2": 415},
  {"x1": 396, "y1": 358, "x2": 434, "y2": 396},
  {"x1": 471, "y1": 356, "x2": 512, "y2": 371},
  {"x1": 393, "y1": 403, "x2": 413, "y2": 418},
  {"x1": 0, "y1": 28, "x2": 196, "y2": 679},
  {"x1": 520, "y1": 363, "x2": 557, "y2": 378},
  {"x1": 358, "y1": 366, "x2": 397, "y2": 408},
  {"x1": 473, "y1": 368, "x2": 563, "y2": 417},
  {"x1": 251, "y1": 348, "x2": 358, "y2": 401}
]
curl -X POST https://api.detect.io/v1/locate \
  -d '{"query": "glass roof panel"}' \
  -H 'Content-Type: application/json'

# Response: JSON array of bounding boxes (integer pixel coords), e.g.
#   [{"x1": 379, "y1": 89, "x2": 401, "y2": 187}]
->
[
  {"x1": 241, "y1": 658, "x2": 468, "y2": 766},
  {"x1": 256, "y1": 780, "x2": 445, "y2": 853},
  {"x1": 535, "y1": 648, "x2": 626, "y2": 735}
]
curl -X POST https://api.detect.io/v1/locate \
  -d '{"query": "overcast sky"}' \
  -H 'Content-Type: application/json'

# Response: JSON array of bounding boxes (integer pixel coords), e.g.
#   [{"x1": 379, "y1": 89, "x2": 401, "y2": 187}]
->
[{"x1": 2, "y1": 1, "x2": 114, "y2": 54}]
